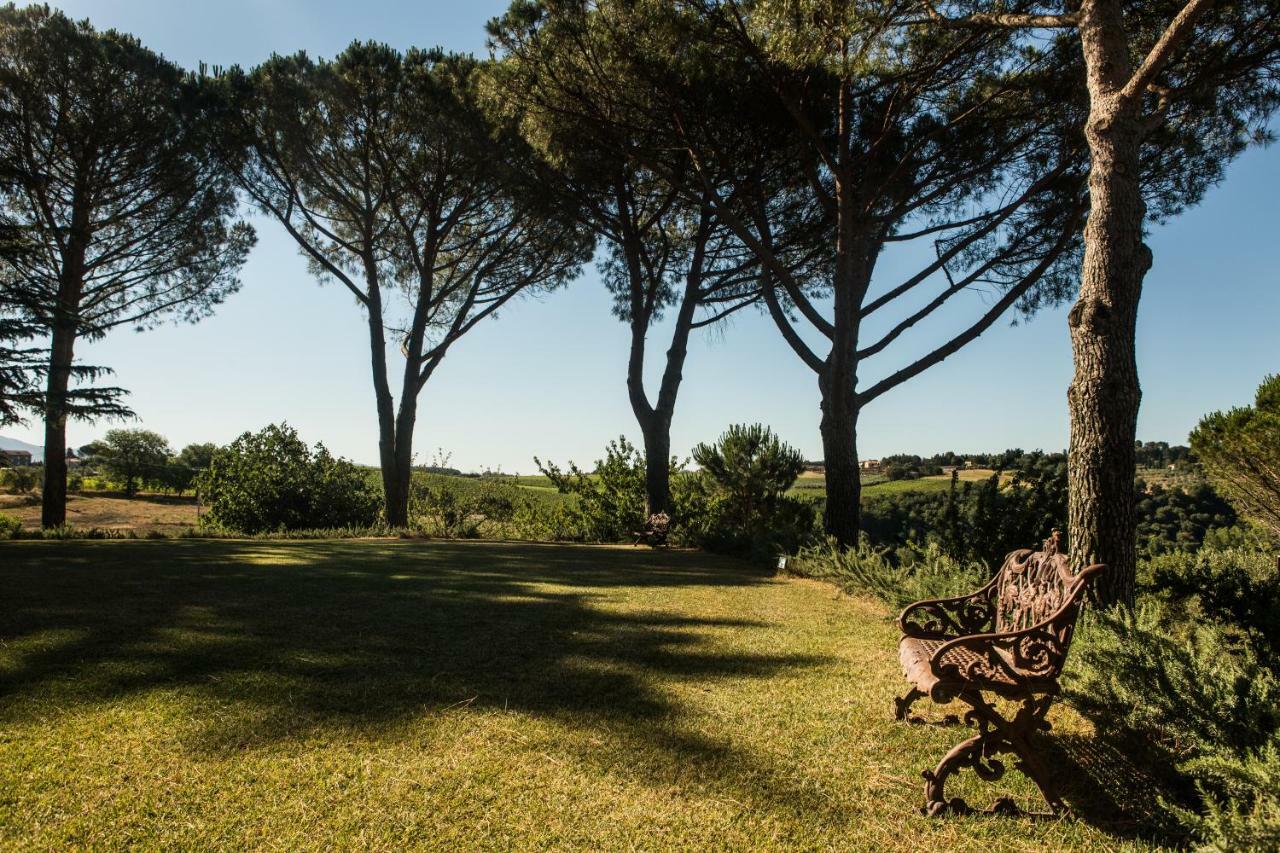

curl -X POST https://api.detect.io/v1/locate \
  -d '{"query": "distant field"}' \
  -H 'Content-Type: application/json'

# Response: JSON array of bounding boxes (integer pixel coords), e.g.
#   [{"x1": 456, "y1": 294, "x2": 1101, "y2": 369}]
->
[
  {"x1": 788, "y1": 469, "x2": 1006, "y2": 499},
  {"x1": 406, "y1": 471, "x2": 568, "y2": 507},
  {"x1": 0, "y1": 468, "x2": 1010, "y2": 534}
]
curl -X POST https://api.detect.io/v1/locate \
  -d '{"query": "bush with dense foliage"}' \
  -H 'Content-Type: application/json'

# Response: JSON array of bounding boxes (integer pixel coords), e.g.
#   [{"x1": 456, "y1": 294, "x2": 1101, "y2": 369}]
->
[
  {"x1": 407, "y1": 476, "x2": 528, "y2": 539},
  {"x1": 534, "y1": 431, "x2": 814, "y2": 557},
  {"x1": 1065, "y1": 546, "x2": 1280, "y2": 847},
  {"x1": 0, "y1": 464, "x2": 38, "y2": 494},
  {"x1": 1192, "y1": 374, "x2": 1280, "y2": 542},
  {"x1": 536, "y1": 437, "x2": 653, "y2": 543},
  {"x1": 0, "y1": 511, "x2": 20, "y2": 539},
  {"x1": 200, "y1": 423, "x2": 381, "y2": 534},
  {"x1": 689, "y1": 424, "x2": 814, "y2": 558},
  {"x1": 788, "y1": 537, "x2": 988, "y2": 611}
]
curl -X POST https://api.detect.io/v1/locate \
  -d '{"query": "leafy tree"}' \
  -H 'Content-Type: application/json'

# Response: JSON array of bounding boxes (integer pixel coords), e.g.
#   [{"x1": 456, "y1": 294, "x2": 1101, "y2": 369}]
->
[
  {"x1": 490, "y1": 0, "x2": 1088, "y2": 548},
  {"x1": 177, "y1": 442, "x2": 219, "y2": 473},
  {"x1": 223, "y1": 45, "x2": 588, "y2": 527},
  {"x1": 925, "y1": 0, "x2": 1280, "y2": 606},
  {"x1": 1191, "y1": 374, "x2": 1280, "y2": 542},
  {"x1": 1135, "y1": 480, "x2": 1237, "y2": 556},
  {"x1": 0, "y1": 6, "x2": 254, "y2": 527},
  {"x1": 201, "y1": 423, "x2": 380, "y2": 533},
  {"x1": 97, "y1": 428, "x2": 171, "y2": 497}
]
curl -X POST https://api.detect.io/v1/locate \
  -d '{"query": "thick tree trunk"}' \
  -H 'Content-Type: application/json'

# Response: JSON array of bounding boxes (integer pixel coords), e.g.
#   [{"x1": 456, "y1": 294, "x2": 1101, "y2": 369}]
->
[
  {"x1": 819, "y1": 366, "x2": 861, "y2": 547},
  {"x1": 40, "y1": 322, "x2": 75, "y2": 528},
  {"x1": 640, "y1": 418, "x2": 672, "y2": 515},
  {"x1": 387, "y1": 397, "x2": 418, "y2": 529},
  {"x1": 1070, "y1": 0, "x2": 1147, "y2": 606},
  {"x1": 819, "y1": 123, "x2": 870, "y2": 548},
  {"x1": 364, "y1": 286, "x2": 407, "y2": 528}
]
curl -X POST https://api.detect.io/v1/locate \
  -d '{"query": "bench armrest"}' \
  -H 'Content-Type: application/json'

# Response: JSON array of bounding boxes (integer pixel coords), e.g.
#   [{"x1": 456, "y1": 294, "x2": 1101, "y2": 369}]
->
[{"x1": 898, "y1": 571, "x2": 1004, "y2": 640}]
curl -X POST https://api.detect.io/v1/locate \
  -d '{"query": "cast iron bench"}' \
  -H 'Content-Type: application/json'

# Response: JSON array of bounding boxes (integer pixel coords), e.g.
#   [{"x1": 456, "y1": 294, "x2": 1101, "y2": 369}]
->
[
  {"x1": 894, "y1": 531, "x2": 1104, "y2": 816},
  {"x1": 632, "y1": 512, "x2": 671, "y2": 548}
]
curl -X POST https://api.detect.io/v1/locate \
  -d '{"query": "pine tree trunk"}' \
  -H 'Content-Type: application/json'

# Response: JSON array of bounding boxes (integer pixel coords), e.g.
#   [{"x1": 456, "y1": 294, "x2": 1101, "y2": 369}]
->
[
  {"x1": 819, "y1": 368, "x2": 861, "y2": 547},
  {"x1": 387, "y1": 398, "x2": 418, "y2": 529},
  {"x1": 40, "y1": 322, "x2": 75, "y2": 528},
  {"x1": 1070, "y1": 0, "x2": 1147, "y2": 606},
  {"x1": 365, "y1": 287, "x2": 406, "y2": 529},
  {"x1": 640, "y1": 418, "x2": 672, "y2": 516}
]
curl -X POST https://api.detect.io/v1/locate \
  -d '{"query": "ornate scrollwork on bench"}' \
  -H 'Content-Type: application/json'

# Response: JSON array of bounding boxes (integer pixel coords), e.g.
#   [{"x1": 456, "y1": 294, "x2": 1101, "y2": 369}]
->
[
  {"x1": 899, "y1": 584, "x2": 1000, "y2": 640},
  {"x1": 892, "y1": 530, "x2": 1104, "y2": 816}
]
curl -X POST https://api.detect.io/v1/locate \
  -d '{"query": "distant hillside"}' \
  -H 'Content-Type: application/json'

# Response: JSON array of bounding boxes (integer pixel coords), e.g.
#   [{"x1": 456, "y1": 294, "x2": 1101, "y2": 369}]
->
[{"x1": 0, "y1": 436, "x2": 42, "y2": 462}]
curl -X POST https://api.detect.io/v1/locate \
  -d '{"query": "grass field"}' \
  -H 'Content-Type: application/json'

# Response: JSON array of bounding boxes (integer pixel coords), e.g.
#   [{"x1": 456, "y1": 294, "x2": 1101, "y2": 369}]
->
[{"x1": 1, "y1": 540, "x2": 1159, "y2": 849}]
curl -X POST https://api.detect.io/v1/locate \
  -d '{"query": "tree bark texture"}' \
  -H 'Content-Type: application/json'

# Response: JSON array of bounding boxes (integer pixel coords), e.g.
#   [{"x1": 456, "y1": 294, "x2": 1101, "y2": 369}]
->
[
  {"x1": 40, "y1": 321, "x2": 75, "y2": 528},
  {"x1": 1069, "y1": 0, "x2": 1147, "y2": 606}
]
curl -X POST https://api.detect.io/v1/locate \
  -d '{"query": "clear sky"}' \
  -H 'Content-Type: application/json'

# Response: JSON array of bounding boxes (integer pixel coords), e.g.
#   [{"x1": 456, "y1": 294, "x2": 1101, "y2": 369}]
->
[{"x1": 6, "y1": 0, "x2": 1279, "y2": 471}]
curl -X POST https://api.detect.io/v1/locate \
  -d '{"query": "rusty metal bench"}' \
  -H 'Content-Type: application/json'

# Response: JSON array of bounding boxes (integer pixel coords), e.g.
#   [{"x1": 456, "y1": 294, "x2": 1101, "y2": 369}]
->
[
  {"x1": 894, "y1": 531, "x2": 1104, "y2": 816},
  {"x1": 632, "y1": 511, "x2": 671, "y2": 548}
]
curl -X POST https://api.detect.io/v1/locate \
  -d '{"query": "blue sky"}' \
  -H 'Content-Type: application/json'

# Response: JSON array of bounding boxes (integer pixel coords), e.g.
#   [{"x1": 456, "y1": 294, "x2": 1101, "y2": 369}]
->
[{"x1": 7, "y1": 0, "x2": 1279, "y2": 471}]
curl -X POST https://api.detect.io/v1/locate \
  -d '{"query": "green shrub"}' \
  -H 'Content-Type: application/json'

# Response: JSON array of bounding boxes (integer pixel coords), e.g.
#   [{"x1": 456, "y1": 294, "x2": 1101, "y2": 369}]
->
[
  {"x1": 1143, "y1": 547, "x2": 1280, "y2": 662},
  {"x1": 1067, "y1": 600, "x2": 1279, "y2": 769},
  {"x1": 1177, "y1": 739, "x2": 1280, "y2": 851},
  {"x1": 200, "y1": 423, "x2": 381, "y2": 534},
  {"x1": 787, "y1": 537, "x2": 988, "y2": 611},
  {"x1": 689, "y1": 424, "x2": 815, "y2": 558},
  {"x1": 536, "y1": 437, "x2": 649, "y2": 543},
  {"x1": 407, "y1": 476, "x2": 549, "y2": 539},
  {"x1": 1066, "y1": 588, "x2": 1280, "y2": 846},
  {"x1": 1, "y1": 465, "x2": 37, "y2": 494},
  {"x1": 0, "y1": 511, "x2": 21, "y2": 539},
  {"x1": 509, "y1": 498, "x2": 583, "y2": 542}
]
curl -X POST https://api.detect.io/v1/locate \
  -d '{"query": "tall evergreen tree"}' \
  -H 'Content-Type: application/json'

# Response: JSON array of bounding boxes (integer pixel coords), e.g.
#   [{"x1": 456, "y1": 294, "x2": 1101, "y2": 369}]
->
[
  {"x1": 225, "y1": 45, "x2": 588, "y2": 526},
  {"x1": 484, "y1": 47, "x2": 794, "y2": 515},
  {"x1": 491, "y1": 0, "x2": 1087, "y2": 546},
  {"x1": 925, "y1": 0, "x2": 1280, "y2": 604},
  {"x1": 0, "y1": 6, "x2": 254, "y2": 526}
]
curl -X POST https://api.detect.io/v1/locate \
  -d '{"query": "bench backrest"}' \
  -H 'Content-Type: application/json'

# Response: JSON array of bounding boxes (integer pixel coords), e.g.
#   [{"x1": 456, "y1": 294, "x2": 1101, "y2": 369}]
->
[{"x1": 992, "y1": 531, "x2": 1078, "y2": 634}]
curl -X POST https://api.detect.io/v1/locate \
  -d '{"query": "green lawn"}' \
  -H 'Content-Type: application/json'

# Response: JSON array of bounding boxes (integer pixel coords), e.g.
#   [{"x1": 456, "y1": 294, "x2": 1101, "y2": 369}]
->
[{"x1": 1, "y1": 540, "x2": 1157, "y2": 849}]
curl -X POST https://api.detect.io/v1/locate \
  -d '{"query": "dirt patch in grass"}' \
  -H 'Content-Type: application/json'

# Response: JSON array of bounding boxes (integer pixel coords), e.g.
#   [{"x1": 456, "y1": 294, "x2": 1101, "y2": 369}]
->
[{"x1": 0, "y1": 491, "x2": 198, "y2": 533}]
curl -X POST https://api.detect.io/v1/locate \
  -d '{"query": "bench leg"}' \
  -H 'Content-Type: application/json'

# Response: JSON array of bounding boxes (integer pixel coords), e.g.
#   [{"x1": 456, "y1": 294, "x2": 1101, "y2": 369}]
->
[
  {"x1": 921, "y1": 692, "x2": 1063, "y2": 817},
  {"x1": 893, "y1": 686, "x2": 926, "y2": 721}
]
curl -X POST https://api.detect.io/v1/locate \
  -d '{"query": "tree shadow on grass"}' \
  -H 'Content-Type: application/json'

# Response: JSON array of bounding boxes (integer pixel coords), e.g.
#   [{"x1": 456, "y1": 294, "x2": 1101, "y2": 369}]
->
[
  {"x1": 0, "y1": 540, "x2": 830, "y2": 814},
  {"x1": 1047, "y1": 732, "x2": 1187, "y2": 845}
]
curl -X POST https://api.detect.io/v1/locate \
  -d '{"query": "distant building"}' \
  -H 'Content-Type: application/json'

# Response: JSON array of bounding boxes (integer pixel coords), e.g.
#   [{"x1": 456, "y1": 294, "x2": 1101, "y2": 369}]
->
[
  {"x1": 1, "y1": 449, "x2": 33, "y2": 467},
  {"x1": 65, "y1": 448, "x2": 81, "y2": 468},
  {"x1": 860, "y1": 459, "x2": 882, "y2": 474}
]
